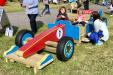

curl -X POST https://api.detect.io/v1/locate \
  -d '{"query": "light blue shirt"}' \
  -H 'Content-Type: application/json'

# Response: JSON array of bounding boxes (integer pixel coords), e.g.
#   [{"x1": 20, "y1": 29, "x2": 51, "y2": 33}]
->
[{"x1": 23, "y1": 0, "x2": 38, "y2": 14}]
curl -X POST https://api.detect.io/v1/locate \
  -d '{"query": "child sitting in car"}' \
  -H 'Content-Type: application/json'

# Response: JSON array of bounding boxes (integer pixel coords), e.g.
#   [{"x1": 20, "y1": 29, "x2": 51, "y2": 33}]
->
[{"x1": 57, "y1": 6, "x2": 69, "y2": 21}]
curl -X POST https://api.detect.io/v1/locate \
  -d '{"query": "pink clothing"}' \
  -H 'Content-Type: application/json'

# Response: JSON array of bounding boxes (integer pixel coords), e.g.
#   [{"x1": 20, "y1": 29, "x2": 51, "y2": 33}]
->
[
  {"x1": 76, "y1": 14, "x2": 86, "y2": 22},
  {"x1": 83, "y1": 10, "x2": 92, "y2": 14}
]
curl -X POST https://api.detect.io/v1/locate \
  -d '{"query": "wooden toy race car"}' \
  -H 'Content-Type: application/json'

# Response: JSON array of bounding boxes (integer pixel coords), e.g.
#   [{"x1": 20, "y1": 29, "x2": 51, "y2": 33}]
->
[{"x1": 4, "y1": 20, "x2": 91, "y2": 74}]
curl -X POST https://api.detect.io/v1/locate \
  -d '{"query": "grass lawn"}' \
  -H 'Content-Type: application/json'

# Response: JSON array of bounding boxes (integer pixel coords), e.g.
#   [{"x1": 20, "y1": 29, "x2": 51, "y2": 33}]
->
[
  {"x1": 4, "y1": 2, "x2": 69, "y2": 13},
  {"x1": 0, "y1": 14, "x2": 113, "y2": 75}
]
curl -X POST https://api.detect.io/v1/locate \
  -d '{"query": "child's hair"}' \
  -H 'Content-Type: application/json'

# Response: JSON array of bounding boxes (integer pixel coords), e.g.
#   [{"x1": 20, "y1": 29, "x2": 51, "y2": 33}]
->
[
  {"x1": 59, "y1": 6, "x2": 67, "y2": 14},
  {"x1": 92, "y1": 11, "x2": 100, "y2": 21}
]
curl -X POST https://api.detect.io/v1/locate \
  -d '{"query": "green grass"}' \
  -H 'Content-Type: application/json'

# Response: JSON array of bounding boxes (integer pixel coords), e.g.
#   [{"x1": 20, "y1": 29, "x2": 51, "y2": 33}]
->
[
  {"x1": 4, "y1": 2, "x2": 69, "y2": 13},
  {"x1": 4, "y1": 2, "x2": 23, "y2": 13},
  {"x1": 0, "y1": 14, "x2": 113, "y2": 75}
]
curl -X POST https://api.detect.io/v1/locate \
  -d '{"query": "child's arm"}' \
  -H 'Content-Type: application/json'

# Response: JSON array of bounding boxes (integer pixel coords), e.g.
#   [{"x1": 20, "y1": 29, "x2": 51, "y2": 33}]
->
[
  {"x1": 75, "y1": 15, "x2": 79, "y2": 21},
  {"x1": 57, "y1": 15, "x2": 62, "y2": 19},
  {"x1": 65, "y1": 14, "x2": 69, "y2": 20},
  {"x1": 82, "y1": 15, "x2": 86, "y2": 21},
  {"x1": 22, "y1": 0, "x2": 26, "y2": 8},
  {"x1": 57, "y1": 14, "x2": 69, "y2": 20}
]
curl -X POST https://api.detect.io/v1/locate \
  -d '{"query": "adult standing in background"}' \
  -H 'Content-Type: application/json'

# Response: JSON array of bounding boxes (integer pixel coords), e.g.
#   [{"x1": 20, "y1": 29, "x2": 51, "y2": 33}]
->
[
  {"x1": 83, "y1": 0, "x2": 89, "y2": 10},
  {"x1": 95, "y1": 0, "x2": 99, "y2": 4},
  {"x1": 21, "y1": 0, "x2": 38, "y2": 34},
  {"x1": 41, "y1": 0, "x2": 51, "y2": 16},
  {"x1": 102, "y1": 0, "x2": 107, "y2": 6}
]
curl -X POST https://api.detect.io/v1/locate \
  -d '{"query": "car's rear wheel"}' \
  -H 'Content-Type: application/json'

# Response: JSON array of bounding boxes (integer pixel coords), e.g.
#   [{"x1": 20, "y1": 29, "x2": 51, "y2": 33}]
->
[{"x1": 15, "y1": 30, "x2": 34, "y2": 47}]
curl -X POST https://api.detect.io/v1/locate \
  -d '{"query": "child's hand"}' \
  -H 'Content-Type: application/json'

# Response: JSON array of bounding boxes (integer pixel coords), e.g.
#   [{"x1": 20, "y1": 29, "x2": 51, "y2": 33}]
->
[
  {"x1": 75, "y1": 18, "x2": 77, "y2": 21},
  {"x1": 77, "y1": 19, "x2": 82, "y2": 22},
  {"x1": 21, "y1": 3, "x2": 26, "y2": 8},
  {"x1": 61, "y1": 15, "x2": 66, "y2": 18},
  {"x1": 22, "y1": 5, "x2": 26, "y2": 8},
  {"x1": 85, "y1": 21, "x2": 88, "y2": 23}
]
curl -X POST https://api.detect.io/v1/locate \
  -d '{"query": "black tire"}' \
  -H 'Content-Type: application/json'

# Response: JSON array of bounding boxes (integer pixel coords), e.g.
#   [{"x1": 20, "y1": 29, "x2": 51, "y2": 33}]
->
[
  {"x1": 56, "y1": 36, "x2": 74, "y2": 61},
  {"x1": 15, "y1": 30, "x2": 34, "y2": 47}
]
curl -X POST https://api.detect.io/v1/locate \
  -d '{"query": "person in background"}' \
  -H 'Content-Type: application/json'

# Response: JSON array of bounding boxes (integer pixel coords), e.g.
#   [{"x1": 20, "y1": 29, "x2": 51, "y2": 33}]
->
[
  {"x1": 76, "y1": 0, "x2": 82, "y2": 9},
  {"x1": 73, "y1": 10, "x2": 86, "y2": 26},
  {"x1": 41, "y1": 0, "x2": 51, "y2": 16},
  {"x1": 110, "y1": 2, "x2": 113, "y2": 16},
  {"x1": 95, "y1": 0, "x2": 99, "y2": 4},
  {"x1": 88, "y1": 11, "x2": 109, "y2": 45},
  {"x1": 53, "y1": 0, "x2": 58, "y2": 4},
  {"x1": 76, "y1": 10, "x2": 86, "y2": 22},
  {"x1": 73, "y1": 9, "x2": 86, "y2": 46},
  {"x1": 102, "y1": 0, "x2": 107, "y2": 6},
  {"x1": 57, "y1": 6, "x2": 69, "y2": 21},
  {"x1": 112, "y1": 0, "x2": 113, "y2": 4},
  {"x1": 83, "y1": 0, "x2": 89, "y2": 10},
  {"x1": 21, "y1": 0, "x2": 38, "y2": 34},
  {"x1": 19, "y1": 0, "x2": 23, "y2": 7},
  {"x1": 63, "y1": 0, "x2": 67, "y2": 3}
]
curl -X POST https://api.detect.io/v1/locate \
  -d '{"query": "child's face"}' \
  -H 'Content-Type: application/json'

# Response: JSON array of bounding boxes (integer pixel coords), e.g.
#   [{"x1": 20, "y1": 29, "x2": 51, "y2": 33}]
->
[{"x1": 61, "y1": 8, "x2": 66, "y2": 14}]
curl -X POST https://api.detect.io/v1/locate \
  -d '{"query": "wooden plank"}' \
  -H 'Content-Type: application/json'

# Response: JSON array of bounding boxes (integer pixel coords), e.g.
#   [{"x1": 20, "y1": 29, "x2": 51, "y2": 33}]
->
[
  {"x1": 44, "y1": 46, "x2": 56, "y2": 53},
  {"x1": 79, "y1": 25, "x2": 86, "y2": 37},
  {"x1": 6, "y1": 53, "x2": 53, "y2": 74},
  {"x1": 15, "y1": 50, "x2": 23, "y2": 57},
  {"x1": 6, "y1": 53, "x2": 48, "y2": 67},
  {"x1": 45, "y1": 41, "x2": 57, "y2": 48},
  {"x1": 24, "y1": 54, "x2": 44, "y2": 67},
  {"x1": 6, "y1": 53, "x2": 26, "y2": 64},
  {"x1": 81, "y1": 36, "x2": 90, "y2": 42}
]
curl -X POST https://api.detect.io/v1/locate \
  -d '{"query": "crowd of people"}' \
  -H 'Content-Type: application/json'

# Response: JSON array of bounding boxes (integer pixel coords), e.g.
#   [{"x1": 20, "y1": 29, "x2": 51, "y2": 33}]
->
[
  {"x1": 56, "y1": 6, "x2": 109, "y2": 45},
  {"x1": 19, "y1": 0, "x2": 111, "y2": 46}
]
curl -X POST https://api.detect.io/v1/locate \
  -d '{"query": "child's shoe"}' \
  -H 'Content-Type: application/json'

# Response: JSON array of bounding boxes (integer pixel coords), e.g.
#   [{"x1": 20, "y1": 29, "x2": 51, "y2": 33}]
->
[{"x1": 96, "y1": 40, "x2": 103, "y2": 46}]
